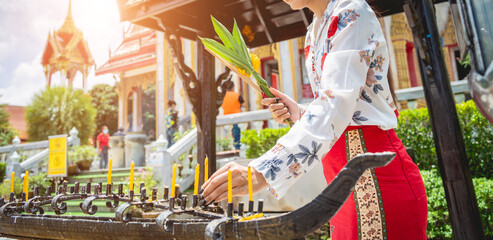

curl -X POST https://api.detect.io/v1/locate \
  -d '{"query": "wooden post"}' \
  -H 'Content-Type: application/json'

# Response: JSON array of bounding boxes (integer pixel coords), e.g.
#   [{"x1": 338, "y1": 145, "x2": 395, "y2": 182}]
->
[
  {"x1": 403, "y1": 0, "x2": 484, "y2": 238},
  {"x1": 196, "y1": 38, "x2": 216, "y2": 187}
]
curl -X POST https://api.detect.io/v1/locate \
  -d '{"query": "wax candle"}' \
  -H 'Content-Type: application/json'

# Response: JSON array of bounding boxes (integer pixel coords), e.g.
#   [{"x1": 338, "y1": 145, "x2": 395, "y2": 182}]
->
[
  {"x1": 248, "y1": 166, "x2": 253, "y2": 202},
  {"x1": 204, "y1": 155, "x2": 209, "y2": 181},
  {"x1": 170, "y1": 163, "x2": 177, "y2": 198},
  {"x1": 10, "y1": 172, "x2": 15, "y2": 193},
  {"x1": 129, "y1": 161, "x2": 135, "y2": 191},
  {"x1": 107, "y1": 158, "x2": 113, "y2": 184},
  {"x1": 194, "y1": 164, "x2": 200, "y2": 195},
  {"x1": 23, "y1": 171, "x2": 28, "y2": 201},
  {"x1": 228, "y1": 169, "x2": 232, "y2": 203}
]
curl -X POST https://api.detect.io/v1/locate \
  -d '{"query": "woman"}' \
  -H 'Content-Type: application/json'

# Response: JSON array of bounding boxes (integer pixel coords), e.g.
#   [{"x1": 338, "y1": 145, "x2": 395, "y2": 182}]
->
[{"x1": 202, "y1": 0, "x2": 428, "y2": 238}]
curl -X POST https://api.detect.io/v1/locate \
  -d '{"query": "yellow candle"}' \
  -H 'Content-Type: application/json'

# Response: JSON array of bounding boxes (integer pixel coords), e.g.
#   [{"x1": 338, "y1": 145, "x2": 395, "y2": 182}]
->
[
  {"x1": 129, "y1": 161, "x2": 135, "y2": 191},
  {"x1": 10, "y1": 172, "x2": 15, "y2": 193},
  {"x1": 194, "y1": 164, "x2": 200, "y2": 195},
  {"x1": 204, "y1": 155, "x2": 209, "y2": 182},
  {"x1": 228, "y1": 170, "x2": 232, "y2": 203},
  {"x1": 23, "y1": 171, "x2": 28, "y2": 201},
  {"x1": 107, "y1": 158, "x2": 113, "y2": 184},
  {"x1": 170, "y1": 163, "x2": 177, "y2": 198},
  {"x1": 248, "y1": 166, "x2": 253, "y2": 201}
]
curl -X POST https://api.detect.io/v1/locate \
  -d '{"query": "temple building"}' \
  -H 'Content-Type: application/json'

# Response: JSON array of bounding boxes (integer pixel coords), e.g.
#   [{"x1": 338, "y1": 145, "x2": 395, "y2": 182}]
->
[
  {"x1": 41, "y1": 0, "x2": 94, "y2": 90},
  {"x1": 95, "y1": 25, "x2": 212, "y2": 137}
]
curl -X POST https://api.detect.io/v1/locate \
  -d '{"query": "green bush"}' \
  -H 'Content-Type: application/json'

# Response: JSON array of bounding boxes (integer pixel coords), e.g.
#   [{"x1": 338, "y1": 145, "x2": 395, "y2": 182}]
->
[
  {"x1": 68, "y1": 145, "x2": 97, "y2": 164},
  {"x1": 26, "y1": 87, "x2": 96, "y2": 144},
  {"x1": 89, "y1": 84, "x2": 118, "y2": 140},
  {"x1": 0, "y1": 172, "x2": 52, "y2": 199},
  {"x1": 0, "y1": 100, "x2": 17, "y2": 147},
  {"x1": 241, "y1": 127, "x2": 290, "y2": 159},
  {"x1": 397, "y1": 100, "x2": 493, "y2": 178},
  {"x1": 422, "y1": 169, "x2": 493, "y2": 239},
  {"x1": 0, "y1": 162, "x2": 6, "y2": 182}
]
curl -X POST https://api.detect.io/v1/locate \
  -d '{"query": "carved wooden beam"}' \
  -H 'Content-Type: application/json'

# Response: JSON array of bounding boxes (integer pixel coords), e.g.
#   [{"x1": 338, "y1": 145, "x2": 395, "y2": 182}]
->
[
  {"x1": 161, "y1": 26, "x2": 203, "y2": 125},
  {"x1": 251, "y1": 0, "x2": 275, "y2": 43},
  {"x1": 403, "y1": 0, "x2": 484, "y2": 238},
  {"x1": 215, "y1": 66, "x2": 232, "y2": 116}
]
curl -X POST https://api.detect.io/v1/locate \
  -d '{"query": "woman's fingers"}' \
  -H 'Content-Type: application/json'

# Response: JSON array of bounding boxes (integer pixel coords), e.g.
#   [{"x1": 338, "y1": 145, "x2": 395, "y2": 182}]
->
[
  {"x1": 275, "y1": 112, "x2": 291, "y2": 124},
  {"x1": 204, "y1": 179, "x2": 228, "y2": 203},
  {"x1": 201, "y1": 162, "x2": 232, "y2": 189},
  {"x1": 272, "y1": 107, "x2": 288, "y2": 118},
  {"x1": 261, "y1": 98, "x2": 277, "y2": 106},
  {"x1": 211, "y1": 186, "x2": 248, "y2": 203},
  {"x1": 202, "y1": 165, "x2": 249, "y2": 203},
  {"x1": 268, "y1": 103, "x2": 285, "y2": 112}
]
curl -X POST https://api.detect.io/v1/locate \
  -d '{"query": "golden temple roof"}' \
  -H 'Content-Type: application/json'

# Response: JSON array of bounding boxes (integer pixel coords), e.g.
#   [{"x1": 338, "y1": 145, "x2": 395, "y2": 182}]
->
[{"x1": 41, "y1": 0, "x2": 94, "y2": 87}]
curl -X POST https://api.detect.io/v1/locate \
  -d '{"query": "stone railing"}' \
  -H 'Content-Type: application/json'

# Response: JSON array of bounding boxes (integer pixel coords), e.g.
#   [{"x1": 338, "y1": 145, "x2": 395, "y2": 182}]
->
[{"x1": 1, "y1": 127, "x2": 80, "y2": 178}]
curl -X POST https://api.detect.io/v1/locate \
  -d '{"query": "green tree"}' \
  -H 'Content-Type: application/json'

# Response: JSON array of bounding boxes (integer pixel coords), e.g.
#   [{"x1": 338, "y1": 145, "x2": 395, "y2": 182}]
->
[
  {"x1": 89, "y1": 84, "x2": 118, "y2": 139},
  {"x1": 26, "y1": 87, "x2": 96, "y2": 144},
  {"x1": 0, "y1": 96, "x2": 17, "y2": 146}
]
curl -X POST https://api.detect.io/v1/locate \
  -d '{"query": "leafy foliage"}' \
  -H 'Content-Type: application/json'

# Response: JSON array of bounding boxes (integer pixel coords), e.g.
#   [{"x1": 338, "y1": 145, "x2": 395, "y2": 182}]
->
[
  {"x1": 0, "y1": 172, "x2": 52, "y2": 199},
  {"x1": 26, "y1": 87, "x2": 96, "y2": 144},
  {"x1": 216, "y1": 136, "x2": 233, "y2": 151},
  {"x1": 241, "y1": 127, "x2": 290, "y2": 159},
  {"x1": 422, "y1": 169, "x2": 493, "y2": 239},
  {"x1": 396, "y1": 100, "x2": 493, "y2": 178},
  {"x1": 0, "y1": 99, "x2": 17, "y2": 146},
  {"x1": 142, "y1": 84, "x2": 156, "y2": 140},
  {"x1": 68, "y1": 145, "x2": 97, "y2": 164},
  {"x1": 124, "y1": 167, "x2": 159, "y2": 194},
  {"x1": 0, "y1": 162, "x2": 6, "y2": 182},
  {"x1": 89, "y1": 84, "x2": 118, "y2": 139},
  {"x1": 0, "y1": 176, "x2": 22, "y2": 199}
]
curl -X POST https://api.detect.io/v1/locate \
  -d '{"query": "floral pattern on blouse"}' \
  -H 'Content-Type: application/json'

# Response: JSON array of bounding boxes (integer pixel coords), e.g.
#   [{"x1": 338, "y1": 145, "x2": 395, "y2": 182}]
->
[{"x1": 249, "y1": 0, "x2": 398, "y2": 199}]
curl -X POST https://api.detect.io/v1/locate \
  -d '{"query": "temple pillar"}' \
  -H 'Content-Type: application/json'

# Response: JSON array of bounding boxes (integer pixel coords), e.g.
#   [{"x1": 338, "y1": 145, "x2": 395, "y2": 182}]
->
[
  {"x1": 392, "y1": 40, "x2": 411, "y2": 89},
  {"x1": 82, "y1": 73, "x2": 87, "y2": 92},
  {"x1": 156, "y1": 31, "x2": 168, "y2": 138},
  {"x1": 278, "y1": 39, "x2": 301, "y2": 102},
  {"x1": 132, "y1": 87, "x2": 143, "y2": 132},
  {"x1": 118, "y1": 93, "x2": 124, "y2": 128},
  {"x1": 442, "y1": 46, "x2": 454, "y2": 81}
]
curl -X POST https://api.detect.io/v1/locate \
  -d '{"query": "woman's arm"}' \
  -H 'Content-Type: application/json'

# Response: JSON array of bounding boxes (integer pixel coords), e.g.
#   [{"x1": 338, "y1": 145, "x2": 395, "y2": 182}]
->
[{"x1": 202, "y1": 0, "x2": 383, "y2": 201}]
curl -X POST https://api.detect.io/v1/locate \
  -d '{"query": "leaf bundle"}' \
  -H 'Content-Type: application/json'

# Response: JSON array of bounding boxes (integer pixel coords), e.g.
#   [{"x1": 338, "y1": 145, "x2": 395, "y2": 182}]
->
[{"x1": 200, "y1": 16, "x2": 294, "y2": 126}]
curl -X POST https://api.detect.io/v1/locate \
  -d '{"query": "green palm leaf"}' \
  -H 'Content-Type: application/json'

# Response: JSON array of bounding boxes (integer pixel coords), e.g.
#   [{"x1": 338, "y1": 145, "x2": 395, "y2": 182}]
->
[
  {"x1": 232, "y1": 20, "x2": 250, "y2": 63},
  {"x1": 199, "y1": 37, "x2": 253, "y2": 73},
  {"x1": 211, "y1": 16, "x2": 237, "y2": 51}
]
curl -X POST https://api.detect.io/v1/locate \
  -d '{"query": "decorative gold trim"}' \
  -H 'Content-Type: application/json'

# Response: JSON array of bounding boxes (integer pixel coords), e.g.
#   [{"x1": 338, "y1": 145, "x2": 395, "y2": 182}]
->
[
  {"x1": 345, "y1": 129, "x2": 387, "y2": 240},
  {"x1": 288, "y1": 39, "x2": 299, "y2": 102},
  {"x1": 272, "y1": 42, "x2": 283, "y2": 92}
]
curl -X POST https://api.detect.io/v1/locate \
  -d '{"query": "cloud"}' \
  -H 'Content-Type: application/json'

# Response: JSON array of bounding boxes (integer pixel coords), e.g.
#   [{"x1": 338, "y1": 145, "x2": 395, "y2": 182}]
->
[
  {"x1": 0, "y1": 34, "x2": 18, "y2": 61},
  {"x1": 0, "y1": 53, "x2": 45, "y2": 106},
  {"x1": 0, "y1": 0, "x2": 126, "y2": 105}
]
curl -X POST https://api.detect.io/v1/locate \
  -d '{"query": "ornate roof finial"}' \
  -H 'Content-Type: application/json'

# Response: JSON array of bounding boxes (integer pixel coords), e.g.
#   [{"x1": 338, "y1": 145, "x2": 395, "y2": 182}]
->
[{"x1": 58, "y1": 0, "x2": 77, "y2": 34}]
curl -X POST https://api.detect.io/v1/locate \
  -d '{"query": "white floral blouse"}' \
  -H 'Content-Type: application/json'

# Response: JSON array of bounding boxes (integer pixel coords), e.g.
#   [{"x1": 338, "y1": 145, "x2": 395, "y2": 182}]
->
[{"x1": 249, "y1": 0, "x2": 398, "y2": 199}]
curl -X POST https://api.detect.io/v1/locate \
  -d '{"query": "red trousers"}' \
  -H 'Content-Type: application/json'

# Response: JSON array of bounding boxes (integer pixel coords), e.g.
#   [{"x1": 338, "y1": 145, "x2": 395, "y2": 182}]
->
[{"x1": 322, "y1": 126, "x2": 428, "y2": 239}]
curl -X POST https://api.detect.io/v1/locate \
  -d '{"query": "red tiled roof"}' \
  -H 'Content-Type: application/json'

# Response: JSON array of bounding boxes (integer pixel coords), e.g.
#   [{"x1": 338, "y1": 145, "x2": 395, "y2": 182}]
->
[
  {"x1": 5, "y1": 105, "x2": 28, "y2": 140},
  {"x1": 95, "y1": 24, "x2": 156, "y2": 76}
]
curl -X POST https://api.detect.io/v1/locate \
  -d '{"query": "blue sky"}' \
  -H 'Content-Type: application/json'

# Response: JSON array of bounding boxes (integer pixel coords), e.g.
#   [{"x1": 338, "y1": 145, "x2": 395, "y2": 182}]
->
[{"x1": 0, "y1": 0, "x2": 128, "y2": 106}]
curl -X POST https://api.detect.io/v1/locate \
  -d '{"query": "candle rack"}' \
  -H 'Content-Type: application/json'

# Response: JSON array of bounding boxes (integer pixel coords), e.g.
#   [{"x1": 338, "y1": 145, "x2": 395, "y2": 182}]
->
[{"x1": 0, "y1": 152, "x2": 395, "y2": 240}]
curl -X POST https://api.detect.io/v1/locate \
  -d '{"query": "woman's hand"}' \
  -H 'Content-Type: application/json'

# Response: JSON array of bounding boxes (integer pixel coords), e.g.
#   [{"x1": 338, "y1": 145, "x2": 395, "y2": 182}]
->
[
  {"x1": 261, "y1": 87, "x2": 301, "y2": 124},
  {"x1": 201, "y1": 162, "x2": 268, "y2": 203}
]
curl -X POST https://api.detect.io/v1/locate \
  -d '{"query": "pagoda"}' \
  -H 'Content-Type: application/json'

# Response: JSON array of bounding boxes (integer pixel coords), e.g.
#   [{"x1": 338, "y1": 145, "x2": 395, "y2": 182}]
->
[{"x1": 41, "y1": 0, "x2": 94, "y2": 90}]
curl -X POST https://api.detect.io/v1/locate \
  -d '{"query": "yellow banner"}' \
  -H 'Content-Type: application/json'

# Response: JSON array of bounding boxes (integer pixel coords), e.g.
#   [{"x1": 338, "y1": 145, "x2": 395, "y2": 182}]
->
[{"x1": 48, "y1": 135, "x2": 67, "y2": 177}]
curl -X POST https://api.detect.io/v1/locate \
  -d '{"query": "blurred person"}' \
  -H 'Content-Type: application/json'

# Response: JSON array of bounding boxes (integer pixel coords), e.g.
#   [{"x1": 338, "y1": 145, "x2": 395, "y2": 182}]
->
[
  {"x1": 221, "y1": 81, "x2": 245, "y2": 150},
  {"x1": 96, "y1": 125, "x2": 110, "y2": 169},
  {"x1": 165, "y1": 100, "x2": 179, "y2": 147}
]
